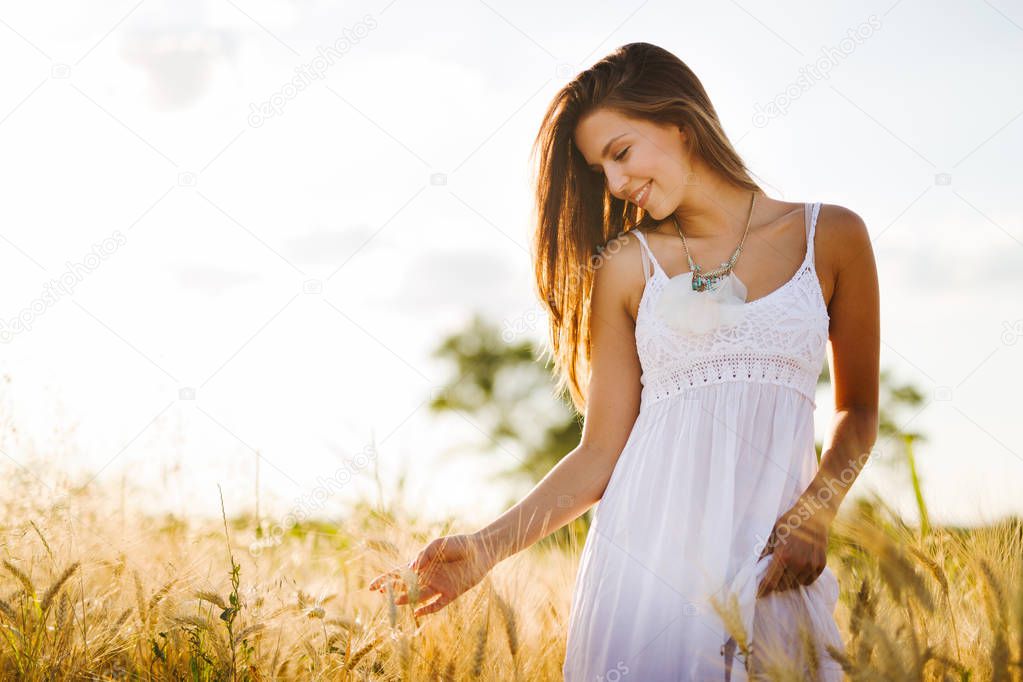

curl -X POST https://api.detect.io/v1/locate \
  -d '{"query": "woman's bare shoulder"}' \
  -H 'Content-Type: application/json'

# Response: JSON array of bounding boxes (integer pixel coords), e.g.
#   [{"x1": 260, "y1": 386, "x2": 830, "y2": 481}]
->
[
  {"x1": 815, "y1": 204, "x2": 869, "y2": 264},
  {"x1": 592, "y1": 230, "x2": 650, "y2": 325},
  {"x1": 815, "y1": 203, "x2": 871, "y2": 305}
]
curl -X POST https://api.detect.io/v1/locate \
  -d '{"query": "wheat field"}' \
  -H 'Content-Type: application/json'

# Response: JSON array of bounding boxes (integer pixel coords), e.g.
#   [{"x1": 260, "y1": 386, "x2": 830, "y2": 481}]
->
[{"x1": 1, "y1": 469, "x2": 1020, "y2": 681}]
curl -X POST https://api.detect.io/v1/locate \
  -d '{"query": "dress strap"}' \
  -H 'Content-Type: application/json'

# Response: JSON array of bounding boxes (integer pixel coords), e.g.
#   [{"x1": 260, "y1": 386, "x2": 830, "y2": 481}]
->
[
  {"x1": 631, "y1": 230, "x2": 660, "y2": 281},
  {"x1": 804, "y1": 202, "x2": 821, "y2": 266}
]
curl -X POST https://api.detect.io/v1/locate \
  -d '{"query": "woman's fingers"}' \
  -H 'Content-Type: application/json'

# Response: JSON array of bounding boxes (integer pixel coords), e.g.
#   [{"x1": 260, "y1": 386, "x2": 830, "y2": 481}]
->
[
  {"x1": 368, "y1": 568, "x2": 403, "y2": 592},
  {"x1": 369, "y1": 572, "x2": 395, "y2": 591},
  {"x1": 378, "y1": 575, "x2": 460, "y2": 617},
  {"x1": 369, "y1": 536, "x2": 479, "y2": 617},
  {"x1": 756, "y1": 556, "x2": 783, "y2": 598},
  {"x1": 757, "y1": 528, "x2": 778, "y2": 562},
  {"x1": 368, "y1": 561, "x2": 416, "y2": 592},
  {"x1": 414, "y1": 592, "x2": 451, "y2": 617},
  {"x1": 395, "y1": 582, "x2": 441, "y2": 606},
  {"x1": 757, "y1": 555, "x2": 807, "y2": 598},
  {"x1": 368, "y1": 573, "x2": 392, "y2": 592},
  {"x1": 772, "y1": 566, "x2": 804, "y2": 596},
  {"x1": 371, "y1": 535, "x2": 467, "y2": 590},
  {"x1": 797, "y1": 565, "x2": 822, "y2": 587},
  {"x1": 370, "y1": 564, "x2": 446, "y2": 605},
  {"x1": 778, "y1": 569, "x2": 798, "y2": 593}
]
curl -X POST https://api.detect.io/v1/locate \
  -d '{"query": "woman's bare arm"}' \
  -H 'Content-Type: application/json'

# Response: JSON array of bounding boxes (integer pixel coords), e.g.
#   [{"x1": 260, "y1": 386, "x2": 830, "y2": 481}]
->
[
  {"x1": 471, "y1": 237, "x2": 647, "y2": 569},
  {"x1": 802, "y1": 205, "x2": 881, "y2": 521},
  {"x1": 754, "y1": 205, "x2": 881, "y2": 597}
]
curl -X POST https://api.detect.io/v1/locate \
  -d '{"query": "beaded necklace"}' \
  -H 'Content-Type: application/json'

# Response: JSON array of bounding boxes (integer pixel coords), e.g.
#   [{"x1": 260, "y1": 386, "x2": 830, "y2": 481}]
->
[{"x1": 671, "y1": 191, "x2": 757, "y2": 292}]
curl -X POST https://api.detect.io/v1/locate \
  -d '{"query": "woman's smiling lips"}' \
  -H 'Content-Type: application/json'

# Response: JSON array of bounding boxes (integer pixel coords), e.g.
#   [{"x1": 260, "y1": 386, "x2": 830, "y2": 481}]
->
[{"x1": 630, "y1": 180, "x2": 652, "y2": 207}]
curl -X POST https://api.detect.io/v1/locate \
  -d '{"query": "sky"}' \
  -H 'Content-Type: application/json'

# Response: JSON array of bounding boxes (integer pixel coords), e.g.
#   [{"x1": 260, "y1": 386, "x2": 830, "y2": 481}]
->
[{"x1": 0, "y1": 0, "x2": 1020, "y2": 533}]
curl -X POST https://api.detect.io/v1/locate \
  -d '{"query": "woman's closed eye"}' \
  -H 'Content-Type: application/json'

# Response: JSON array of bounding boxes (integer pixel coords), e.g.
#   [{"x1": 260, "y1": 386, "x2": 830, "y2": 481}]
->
[{"x1": 588, "y1": 147, "x2": 630, "y2": 176}]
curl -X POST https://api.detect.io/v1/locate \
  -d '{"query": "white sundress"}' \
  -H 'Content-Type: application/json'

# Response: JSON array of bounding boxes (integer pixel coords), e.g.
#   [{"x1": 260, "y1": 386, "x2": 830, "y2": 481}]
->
[{"x1": 562, "y1": 202, "x2": 845, "y2": 681}]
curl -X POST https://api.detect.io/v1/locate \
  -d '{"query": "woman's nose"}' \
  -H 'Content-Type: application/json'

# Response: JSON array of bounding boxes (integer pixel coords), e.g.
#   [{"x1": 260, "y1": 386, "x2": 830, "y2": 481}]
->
[{"x1": 609, "y1": 174, "x2": 628, "y2": 198}]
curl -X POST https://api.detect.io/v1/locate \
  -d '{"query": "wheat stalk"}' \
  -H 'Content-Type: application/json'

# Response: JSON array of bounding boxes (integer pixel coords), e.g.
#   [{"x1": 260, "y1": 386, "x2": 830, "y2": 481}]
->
[
  {"x1": 196, "y1": 590, "x2": 228, "y2": 609},
  {"x1": 470, "y1": 591, "x2": 491, "y2": 678},
  {"x1": 0, "y1": 598, "x2": 16, "y2": 621},
  {"x1": 979, "y1": 558, "x2": 1011, "y2": 680},
  {"x1": 3, "y1": 560, "x2": 36, "y2": 598},
  {"x1": 341, "y1": 634, "x2": 382, "y2": 672},
  {"x1": 40, "y1": 562, "x2": 80, "y2": 615}
]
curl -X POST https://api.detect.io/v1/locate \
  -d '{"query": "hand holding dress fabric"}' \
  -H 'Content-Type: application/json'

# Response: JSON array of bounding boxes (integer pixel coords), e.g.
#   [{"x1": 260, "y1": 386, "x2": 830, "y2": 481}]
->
[{"x1": 756, "y1": 500, "x2": 830, "y2": 599}]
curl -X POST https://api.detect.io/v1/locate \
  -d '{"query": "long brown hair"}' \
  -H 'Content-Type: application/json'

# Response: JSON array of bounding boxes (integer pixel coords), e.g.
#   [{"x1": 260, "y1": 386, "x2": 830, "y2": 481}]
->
[{"x1": 529, "y1": 42, "x2": 762, "y2": 415}]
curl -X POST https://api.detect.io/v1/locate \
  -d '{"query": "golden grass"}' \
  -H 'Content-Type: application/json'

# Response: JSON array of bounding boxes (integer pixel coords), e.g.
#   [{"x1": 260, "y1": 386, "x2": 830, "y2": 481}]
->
[{"x1": 0, "y1": 475, "x2": 1020, "y2": 680}]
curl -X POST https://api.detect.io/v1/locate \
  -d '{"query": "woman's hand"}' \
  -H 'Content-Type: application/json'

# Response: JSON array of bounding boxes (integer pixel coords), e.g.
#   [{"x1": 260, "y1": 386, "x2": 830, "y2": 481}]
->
[
  {"x1": 367, "y1": 533, "x2": 494, "y2": 617},
  {"x1": 755, "y1": 498, "x2": 831, "y2": 599}
]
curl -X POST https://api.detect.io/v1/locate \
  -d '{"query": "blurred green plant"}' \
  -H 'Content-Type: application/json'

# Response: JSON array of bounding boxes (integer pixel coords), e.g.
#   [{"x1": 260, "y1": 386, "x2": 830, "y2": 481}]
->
[
  {"x1": 426, "y1": 313, "x2": 586, "y2": 548},
  {"x1": 873, "y1": 369, "x2": 931, "y2": 537}
]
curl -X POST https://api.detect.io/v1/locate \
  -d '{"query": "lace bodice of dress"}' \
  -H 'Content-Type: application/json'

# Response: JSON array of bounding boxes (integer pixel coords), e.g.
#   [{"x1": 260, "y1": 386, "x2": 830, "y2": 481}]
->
[{"x1": 631, "y1": 202, "x2": 829, "y2": 408}]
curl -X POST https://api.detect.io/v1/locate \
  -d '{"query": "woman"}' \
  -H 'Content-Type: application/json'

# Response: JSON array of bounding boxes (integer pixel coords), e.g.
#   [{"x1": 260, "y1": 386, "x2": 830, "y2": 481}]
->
[{"x1": 370, "y1": 42, "x2": 879, "y2": 680}]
